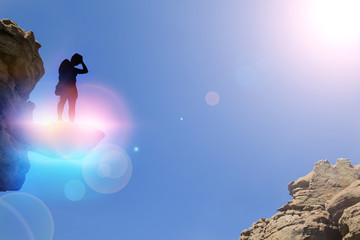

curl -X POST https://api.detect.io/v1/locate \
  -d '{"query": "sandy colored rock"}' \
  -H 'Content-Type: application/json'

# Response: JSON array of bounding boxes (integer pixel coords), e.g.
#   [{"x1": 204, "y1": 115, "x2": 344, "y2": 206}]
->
[
  {"x1": 339, "y1": 202, "x2": 360, "y2": 240},
  {"x1": 0, "y1": 19, "x2": 44, "y2": 190},
  {"x1": 288, "y1": 159, "x2": 360, "y2": 207},
  {"x1": 240, "y1": 159, "x2": 360, "y2": 240},
  {"x1": 240, "y1": 207, "x2": 341, "y2": 240},
  {"x1": 327, "y1": 180, "x2": 360, "y2": 223}
]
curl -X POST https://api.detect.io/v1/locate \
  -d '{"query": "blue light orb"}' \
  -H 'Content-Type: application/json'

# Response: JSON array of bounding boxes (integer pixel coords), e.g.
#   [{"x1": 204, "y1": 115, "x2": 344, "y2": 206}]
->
[
  {"x1": 82, "y1": 143, "x2": 132, "y2": 194},
  {"x1": 134, "y1": 146, "x2": 139, "y2": 152},
  {"x1": 0, "y1": 193, "x2": 54, "y2": 240},
  {"x1": 64, "y1": 180, "x2": 86, "y2": 201}
]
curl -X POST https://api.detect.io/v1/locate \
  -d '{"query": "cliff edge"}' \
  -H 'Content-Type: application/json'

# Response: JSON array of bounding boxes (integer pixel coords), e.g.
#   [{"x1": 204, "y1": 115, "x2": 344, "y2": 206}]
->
[{"x1": 0, "y1": 19, "x2": 44, "y2": 191}]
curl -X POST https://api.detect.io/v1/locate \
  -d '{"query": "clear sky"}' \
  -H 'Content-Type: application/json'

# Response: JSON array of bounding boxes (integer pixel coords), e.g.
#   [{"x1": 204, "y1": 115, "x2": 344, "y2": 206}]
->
[{"x1": 3, "y1": 0, "x2": 360, "y2": 239}]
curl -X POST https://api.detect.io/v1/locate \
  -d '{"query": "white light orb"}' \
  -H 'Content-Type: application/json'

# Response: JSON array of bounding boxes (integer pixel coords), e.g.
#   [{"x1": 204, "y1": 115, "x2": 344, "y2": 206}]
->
[
  {"x1": 205, "y1": 91, "x2": 220, "y2": 106},
  {"x1": 82, "y1": 143, "x2": 132, "y2": 194}
]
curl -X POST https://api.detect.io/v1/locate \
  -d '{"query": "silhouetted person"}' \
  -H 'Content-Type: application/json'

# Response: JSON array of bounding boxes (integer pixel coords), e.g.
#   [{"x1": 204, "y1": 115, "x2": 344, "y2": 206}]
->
[{"x1": 55, "y1": 53, "x2": 88, "y2": 122}]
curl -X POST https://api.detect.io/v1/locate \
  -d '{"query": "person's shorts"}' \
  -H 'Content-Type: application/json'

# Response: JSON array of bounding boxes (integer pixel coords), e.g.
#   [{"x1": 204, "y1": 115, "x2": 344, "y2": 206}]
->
[{"x1": 59, "y1": 85, "x2": 78, "y2": 100}]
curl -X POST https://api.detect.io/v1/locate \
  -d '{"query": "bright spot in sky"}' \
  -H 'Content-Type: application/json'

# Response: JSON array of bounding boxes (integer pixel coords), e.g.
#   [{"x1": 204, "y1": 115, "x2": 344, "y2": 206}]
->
[
  {"x1": 82, "y1": 143, "x2": 132, "y2": 194},
  {"x1": 309, "y1": 0, "x2": 360, "y2": 45},
  {"x1": 133, "y1": 146, "x2": 139, "y2": 152},
  {"x1": 0, "y1": 193, "x2": 54, "y2": 240},
  {"x1": 180, "y1": 117, "x2": 183, "y2": 121},
  {"x1": 33, "y1": 83, "x2": 133, "y2": 147},
  {"x1": 64, "y1": 180, "x2": 86, "y2": 201},
  {"x1": 205, "y1": 91, "x2": 220, "y2": 106},
  {"x1": 23, "y1": 122, "x2": 104, "y2": 160}
]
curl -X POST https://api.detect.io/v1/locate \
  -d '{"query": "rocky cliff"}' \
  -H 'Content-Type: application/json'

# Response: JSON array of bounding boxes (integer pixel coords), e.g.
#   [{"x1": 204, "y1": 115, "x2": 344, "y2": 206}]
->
[
  {"x1": 0, "y1": 19, "x2": 44, "y2": 191},
  {"x1": 240, "y1": 158, "x2": 360, "y2": 240}
]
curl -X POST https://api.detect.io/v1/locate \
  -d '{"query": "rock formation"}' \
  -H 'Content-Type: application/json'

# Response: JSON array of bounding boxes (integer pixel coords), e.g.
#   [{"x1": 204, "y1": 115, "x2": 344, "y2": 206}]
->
[
  {"x1": 0, "y1": 19, "x2": 44, "y2": 191},
  {"x1": 240, "y1": 158, "x2": 360, "y2": 240}
]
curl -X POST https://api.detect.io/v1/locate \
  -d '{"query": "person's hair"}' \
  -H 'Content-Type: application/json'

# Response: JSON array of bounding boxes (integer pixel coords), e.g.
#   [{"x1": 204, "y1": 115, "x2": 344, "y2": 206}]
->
[{"x1": 71, "y1": 53, "x2": 82, "y2": 65}]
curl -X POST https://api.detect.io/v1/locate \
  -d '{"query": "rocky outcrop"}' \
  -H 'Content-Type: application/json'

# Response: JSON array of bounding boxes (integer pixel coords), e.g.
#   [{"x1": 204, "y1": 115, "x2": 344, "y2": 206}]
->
[
  {"x1": 0, "y1": 19, "x2": 44, "y2": 190},
  {"x1": 240, "y1": 159, "x2": 360, "y2": 240}
]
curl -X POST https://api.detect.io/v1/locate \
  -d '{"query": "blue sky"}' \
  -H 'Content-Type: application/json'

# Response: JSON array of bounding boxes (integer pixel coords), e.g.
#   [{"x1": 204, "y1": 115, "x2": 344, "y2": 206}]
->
[{"x1": 3, "y1": 0, "x2": 360, "y2": 239}]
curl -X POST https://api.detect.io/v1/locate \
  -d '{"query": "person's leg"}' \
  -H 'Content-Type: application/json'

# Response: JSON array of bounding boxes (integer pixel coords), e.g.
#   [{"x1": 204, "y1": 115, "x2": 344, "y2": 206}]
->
[
  {"x1": 68, "y1": 88, "x2": 78, "y2": 123},
  {"x1": 68, "y1": 98, "x2": 75, "y2": 122},
  {"x1": 57, "y1": 96, "x2": 66, "y2": 121}
]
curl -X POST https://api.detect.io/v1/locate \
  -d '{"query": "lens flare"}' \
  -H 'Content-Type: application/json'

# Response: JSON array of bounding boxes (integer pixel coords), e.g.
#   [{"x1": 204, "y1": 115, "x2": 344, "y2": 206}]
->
[
  {"x1": 82, "y1": 143, "x2": 132, "y2": 194},
  {"x1": 205, "y1": 91, "x2": 220, "y2": 106},
  {"x1": 0, "y1": 193, "x2": 54, "y2": 240},
  {"x1": 64, "y1": 180, "x2": 86, "y2": 201},
  {"x1": 32, "y1": 83, "x2": 133, "y2": 146},
  {"x1": 309, "y1": 0, "x2": 360, "y2": 45},
  {"x1": 22, "y1": 122, "x2": 104, "y2": 160},
  {"x1": 98, "y1": 163, "x2": 112, "y2": 178},
  {"x1": 0, "y1": 199, "x2": 34, "y2": 240}
]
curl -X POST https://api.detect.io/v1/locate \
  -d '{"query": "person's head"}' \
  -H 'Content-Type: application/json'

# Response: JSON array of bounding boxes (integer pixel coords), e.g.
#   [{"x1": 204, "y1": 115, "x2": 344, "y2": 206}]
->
[{"x1": 71, "y1": 53, "x2": 82, "y2": 65}]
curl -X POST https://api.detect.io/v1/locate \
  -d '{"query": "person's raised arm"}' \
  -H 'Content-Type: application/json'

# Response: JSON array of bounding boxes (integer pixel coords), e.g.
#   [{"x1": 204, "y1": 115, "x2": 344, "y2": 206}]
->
[{"x1": 75, "y1": 58, "x2": 88, "y2": 74}]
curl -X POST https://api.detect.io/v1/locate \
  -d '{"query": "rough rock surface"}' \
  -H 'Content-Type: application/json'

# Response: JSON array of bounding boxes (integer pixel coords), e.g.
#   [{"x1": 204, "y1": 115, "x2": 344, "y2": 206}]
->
[
  {"x1": 339, "y1": 202, "x2": 360, "y2": 240},
  {"x1": 240, "y1": 159, "x2": 360, "y2": 240},
  {"x1": 0, "y1": 19, "x2": 44, "y2": 190}
]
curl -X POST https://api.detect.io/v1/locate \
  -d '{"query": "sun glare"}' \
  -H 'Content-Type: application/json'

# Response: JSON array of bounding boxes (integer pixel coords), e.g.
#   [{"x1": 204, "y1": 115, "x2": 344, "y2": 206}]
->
[
  {"x1": 309, "y1": 0, "x2": 360, "y2": 45},
  {"x1": 32, "y1": 83, "x2": 132, "y2": 145}
]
